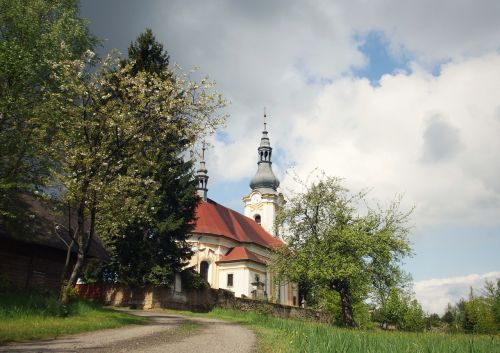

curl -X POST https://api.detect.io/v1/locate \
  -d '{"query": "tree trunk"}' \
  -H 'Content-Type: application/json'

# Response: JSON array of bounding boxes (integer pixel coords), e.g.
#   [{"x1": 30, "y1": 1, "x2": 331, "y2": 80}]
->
[
  {"x1": 59, "y1": 239, "x2": 74, "y2": 288},
  {"x1": 59, "y1": 202, "x2": 74, "y2": 289},
  {"x1": 61, "y1": 201, "x2": 86, "y2": 305},
  {"x1": 335, "y1": 280, "x2": 358, "y2": 328}
]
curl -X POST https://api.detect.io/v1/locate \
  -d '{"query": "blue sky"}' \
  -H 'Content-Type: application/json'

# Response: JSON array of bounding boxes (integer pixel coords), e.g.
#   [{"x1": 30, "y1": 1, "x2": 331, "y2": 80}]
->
[
  {"x1": 81, "y1": 0, "x2": 500, "y2": 314},
  {"x1": 353, "y1": 31, "x2": 411, "y2": 85}
]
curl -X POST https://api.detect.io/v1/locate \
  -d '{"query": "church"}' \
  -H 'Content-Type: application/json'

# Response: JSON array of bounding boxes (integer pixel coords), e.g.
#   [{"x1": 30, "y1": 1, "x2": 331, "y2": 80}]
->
[{"x1": 186, "y1": 117, "x2": 298, "y2": 306}]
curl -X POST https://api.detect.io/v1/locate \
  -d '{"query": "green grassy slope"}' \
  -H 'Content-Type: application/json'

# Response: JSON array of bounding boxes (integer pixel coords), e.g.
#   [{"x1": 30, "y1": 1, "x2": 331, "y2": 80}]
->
[{"x1": 0, "y1": 290, "x2": 146, "y2": 344}]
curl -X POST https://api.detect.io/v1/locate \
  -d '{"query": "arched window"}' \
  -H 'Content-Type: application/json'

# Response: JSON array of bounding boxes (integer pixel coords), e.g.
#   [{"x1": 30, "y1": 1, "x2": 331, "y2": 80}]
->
[
  {"x1": 254, "y1": 214, "x2": 261, "y2": 225},
  {"x1": 200, "y1": 261, "x2": 209, "y2": 282}
]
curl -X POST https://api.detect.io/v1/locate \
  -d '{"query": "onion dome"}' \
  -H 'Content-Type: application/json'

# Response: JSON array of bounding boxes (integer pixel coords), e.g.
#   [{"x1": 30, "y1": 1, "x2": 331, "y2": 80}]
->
[{"x1": 249, "y1": 114, "x2": 280, "y2": 192}]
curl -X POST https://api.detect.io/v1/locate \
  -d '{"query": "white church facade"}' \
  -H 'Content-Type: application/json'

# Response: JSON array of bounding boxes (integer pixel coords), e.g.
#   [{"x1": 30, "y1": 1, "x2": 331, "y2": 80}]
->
[{"x1": 186, "y1": 117, "x2": 298, "y2": 306}]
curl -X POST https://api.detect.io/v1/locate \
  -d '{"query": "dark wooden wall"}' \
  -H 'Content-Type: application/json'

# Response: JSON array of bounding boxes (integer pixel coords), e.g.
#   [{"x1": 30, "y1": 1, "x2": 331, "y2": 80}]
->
[{"x1": 0, "y1": 238, "x2": 68, "y2": 292}]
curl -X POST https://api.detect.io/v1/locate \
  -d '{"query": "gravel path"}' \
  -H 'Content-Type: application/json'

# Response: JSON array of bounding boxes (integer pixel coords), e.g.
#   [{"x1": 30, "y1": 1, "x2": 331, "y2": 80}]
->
[{"x1": 0, "y1": 310, "x2": 256, "y2": 353}]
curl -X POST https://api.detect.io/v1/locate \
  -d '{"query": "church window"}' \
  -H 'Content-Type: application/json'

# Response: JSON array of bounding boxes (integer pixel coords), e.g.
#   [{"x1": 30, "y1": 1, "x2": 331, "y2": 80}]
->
[
  {"x1": 255, "y1": 274, "x2": 260, "y2": 283},
  {"x1": 254, "y1": 214, "x2": 261, "y2": 224},
  {"x1": 227, "y1": 273, "x2": 233, "y2": 287},
  {"x1": 200, "y1": 261, "x2": 209, "y2": 282}
]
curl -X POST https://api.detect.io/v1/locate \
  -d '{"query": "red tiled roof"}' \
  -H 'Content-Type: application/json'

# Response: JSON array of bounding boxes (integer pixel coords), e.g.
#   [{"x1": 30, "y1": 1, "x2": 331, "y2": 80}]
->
[
  {"x1": 217, "y1": 246, "x2": 267, "y2": 265},
  {"x1": 193, "y1": 199, "x2": 283, "y2": 249}
]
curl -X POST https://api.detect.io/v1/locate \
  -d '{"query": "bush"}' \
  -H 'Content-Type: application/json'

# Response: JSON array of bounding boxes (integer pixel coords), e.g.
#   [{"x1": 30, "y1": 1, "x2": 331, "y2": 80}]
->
[{"x1": 180, "y1": 267, "x2": 209, "y2": 290}]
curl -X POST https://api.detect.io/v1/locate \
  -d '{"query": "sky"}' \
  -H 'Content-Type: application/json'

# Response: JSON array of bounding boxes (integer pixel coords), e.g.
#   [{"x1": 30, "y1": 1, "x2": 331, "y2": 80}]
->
[{"x1": 80, "y1": 0, "x2": 500, "y2": 314}]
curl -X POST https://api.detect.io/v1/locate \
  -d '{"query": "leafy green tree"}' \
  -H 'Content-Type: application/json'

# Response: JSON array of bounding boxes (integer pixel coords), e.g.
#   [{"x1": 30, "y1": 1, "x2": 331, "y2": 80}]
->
[
  {"x1": 458, "y1": 298, "x2": 474, "y2": 332},
  {"x1": 426, "y1": 313, "x2": 442, "y2": 330},
  {"x1": 441, "y1": 304, "x2": 455, "y2": 326},
  {"x1": 48, "y1": 48, "x2": 225, "y2": 302},
  {"x1": 374, "y1": 287, "x2": 425, "y2": 331},
  {"x1": 441, "y1": 281, "x2": 500, "y2": 334},
  {"x1": 272, "y1": 176, "x2": 412, "y2": 327},
  {"x1": 484, "y1": 279, "x2": 500, "y2": 330},
  {"x1": 465, "y1": 297, "x2": 496, "y2": 334},
  {"x1": 465, "y1": 282, "x2": 499, "y2": 334},
  {"x1": 401, "y1": 298, "x2": 426, "y2": 332},
  {"x1": 377, "y1": 288, "x2": 407, "y2": 328},
  {"x1": 0, "y1": 0, "x2": 96, "y2": 216},
  {"x1": 442, "y1": 299, "x2": 473, "y2": 333}
]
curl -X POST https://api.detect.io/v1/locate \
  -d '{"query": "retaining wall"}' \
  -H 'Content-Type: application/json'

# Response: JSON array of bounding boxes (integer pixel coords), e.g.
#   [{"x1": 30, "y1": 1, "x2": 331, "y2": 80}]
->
[{"x1": 75, "y1": 283, "x2": 331, "y2": 323}]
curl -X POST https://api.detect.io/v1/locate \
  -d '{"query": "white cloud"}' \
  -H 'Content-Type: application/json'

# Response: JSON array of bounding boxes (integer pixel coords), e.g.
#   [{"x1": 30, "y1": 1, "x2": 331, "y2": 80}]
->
[
  {"x1": 278, "y1": 55, "x2": 500, "y2": 227},
  {"x1": 414, "y1": 271, "x2": 500, "y2": 314}
]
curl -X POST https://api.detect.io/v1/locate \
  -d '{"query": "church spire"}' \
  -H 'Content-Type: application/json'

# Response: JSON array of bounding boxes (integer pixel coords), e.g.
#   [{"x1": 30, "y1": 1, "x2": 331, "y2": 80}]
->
[
  {"x1": 196, "y1": 142, "x2": 209, "y2": 201},
  {"x1": 249, "y1": 111, "x2": 280, "y2": 192}
]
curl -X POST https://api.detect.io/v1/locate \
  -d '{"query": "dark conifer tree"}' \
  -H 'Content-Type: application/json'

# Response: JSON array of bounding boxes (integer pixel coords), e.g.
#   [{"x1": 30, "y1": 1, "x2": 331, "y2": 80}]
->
[
  {"x1": 101, "y1": 29, "x2": 199, "y2": 286},
  {"x1": 127, "y1": 28, "x2": 169, "y2": 75}
]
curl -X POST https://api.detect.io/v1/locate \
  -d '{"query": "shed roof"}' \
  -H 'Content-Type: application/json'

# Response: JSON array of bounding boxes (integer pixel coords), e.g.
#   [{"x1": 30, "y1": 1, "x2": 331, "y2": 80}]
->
[{"x1": 0, "y1": 194, "x2": 108, "y2": 260}]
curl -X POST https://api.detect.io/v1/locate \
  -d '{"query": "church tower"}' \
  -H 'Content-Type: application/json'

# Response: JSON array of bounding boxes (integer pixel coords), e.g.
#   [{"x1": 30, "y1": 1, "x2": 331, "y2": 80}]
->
[
  {"x1": 243, "y1": 113, "x2": 284, "y2": 236},
  {"x1": 196, "y1": 143, "x2": 209, "y2": 201}
]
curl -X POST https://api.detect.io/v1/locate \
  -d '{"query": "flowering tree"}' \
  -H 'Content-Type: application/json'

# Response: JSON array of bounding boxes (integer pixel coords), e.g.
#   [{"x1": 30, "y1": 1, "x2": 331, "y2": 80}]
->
[{"x1": 48, "y1": 50, "x2": 225, "y2": 302}]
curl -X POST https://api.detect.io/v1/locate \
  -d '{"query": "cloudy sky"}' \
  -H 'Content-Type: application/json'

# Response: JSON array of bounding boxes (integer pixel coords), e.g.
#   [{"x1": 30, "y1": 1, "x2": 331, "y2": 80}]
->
[{"x1": 81, "y1": 0, "x2": 500, "y2": 314}]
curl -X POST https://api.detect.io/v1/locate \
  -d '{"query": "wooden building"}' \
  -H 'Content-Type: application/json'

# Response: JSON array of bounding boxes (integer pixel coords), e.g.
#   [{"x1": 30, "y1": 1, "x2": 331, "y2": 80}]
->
[{"x1": 0, "y1": 194, "x2": 108, "y2": 292}]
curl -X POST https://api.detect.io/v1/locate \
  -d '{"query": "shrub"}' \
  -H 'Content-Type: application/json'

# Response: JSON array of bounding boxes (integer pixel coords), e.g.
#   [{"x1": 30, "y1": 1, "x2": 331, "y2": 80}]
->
[{"x1": 180, "y1": 267, "x2": 208, "y2": 290}]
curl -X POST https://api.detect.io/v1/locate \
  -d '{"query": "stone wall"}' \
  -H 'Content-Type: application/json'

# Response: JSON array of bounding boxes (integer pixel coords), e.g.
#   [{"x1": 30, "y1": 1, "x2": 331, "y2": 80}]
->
[
  {"x1": 76, "y1": 283, "x2": 217, "y2": 312},
  {"x1": 217, "y1": 294, "x2": 332, "y2": 324},
  {"x1": 75, "y1": 283, "x2": 331, "y2": 323}
]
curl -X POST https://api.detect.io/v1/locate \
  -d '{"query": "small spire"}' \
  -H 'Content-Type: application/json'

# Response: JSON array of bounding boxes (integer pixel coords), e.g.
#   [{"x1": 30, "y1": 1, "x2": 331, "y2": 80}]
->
[{"x1": 196, "y1": 142, "x2": 209, "y2": 201}]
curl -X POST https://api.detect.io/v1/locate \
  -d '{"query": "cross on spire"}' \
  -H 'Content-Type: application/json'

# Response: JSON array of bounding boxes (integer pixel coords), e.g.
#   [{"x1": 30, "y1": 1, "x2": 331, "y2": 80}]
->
[{"x1": 263, "y1": 107, "x2": 267, "y2": 131}]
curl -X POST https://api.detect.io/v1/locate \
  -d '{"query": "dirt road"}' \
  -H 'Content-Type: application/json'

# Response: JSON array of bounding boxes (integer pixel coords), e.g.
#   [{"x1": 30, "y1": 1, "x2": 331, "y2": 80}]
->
[{"x1": 0, "y1": 310, "x2": 256, "y2": 353}]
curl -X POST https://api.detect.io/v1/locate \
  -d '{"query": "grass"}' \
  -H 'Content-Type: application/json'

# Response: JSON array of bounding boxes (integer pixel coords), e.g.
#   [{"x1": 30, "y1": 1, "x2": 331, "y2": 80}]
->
[
  {"x1": 177, "y1": 321, "x2": 204, "y2": 333},
  {"x1": 160, "y1": 308, "x2": 500, "y2": 353},
  {"x1": 0, "y1": 289, "x2": 146, "y2": 344}
]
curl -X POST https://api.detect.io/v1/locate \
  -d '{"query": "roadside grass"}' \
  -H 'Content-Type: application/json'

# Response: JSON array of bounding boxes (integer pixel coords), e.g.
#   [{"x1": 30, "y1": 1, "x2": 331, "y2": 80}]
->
[
  {"x1": 0, "y1": 289, "x2": 146, "y2": 344},
  {"x1": 177, "y1": 321, "x2": 204, "y2": 333},
  {"x1": 160, "y1": 308, "x2": 500, "y2": 353}
]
